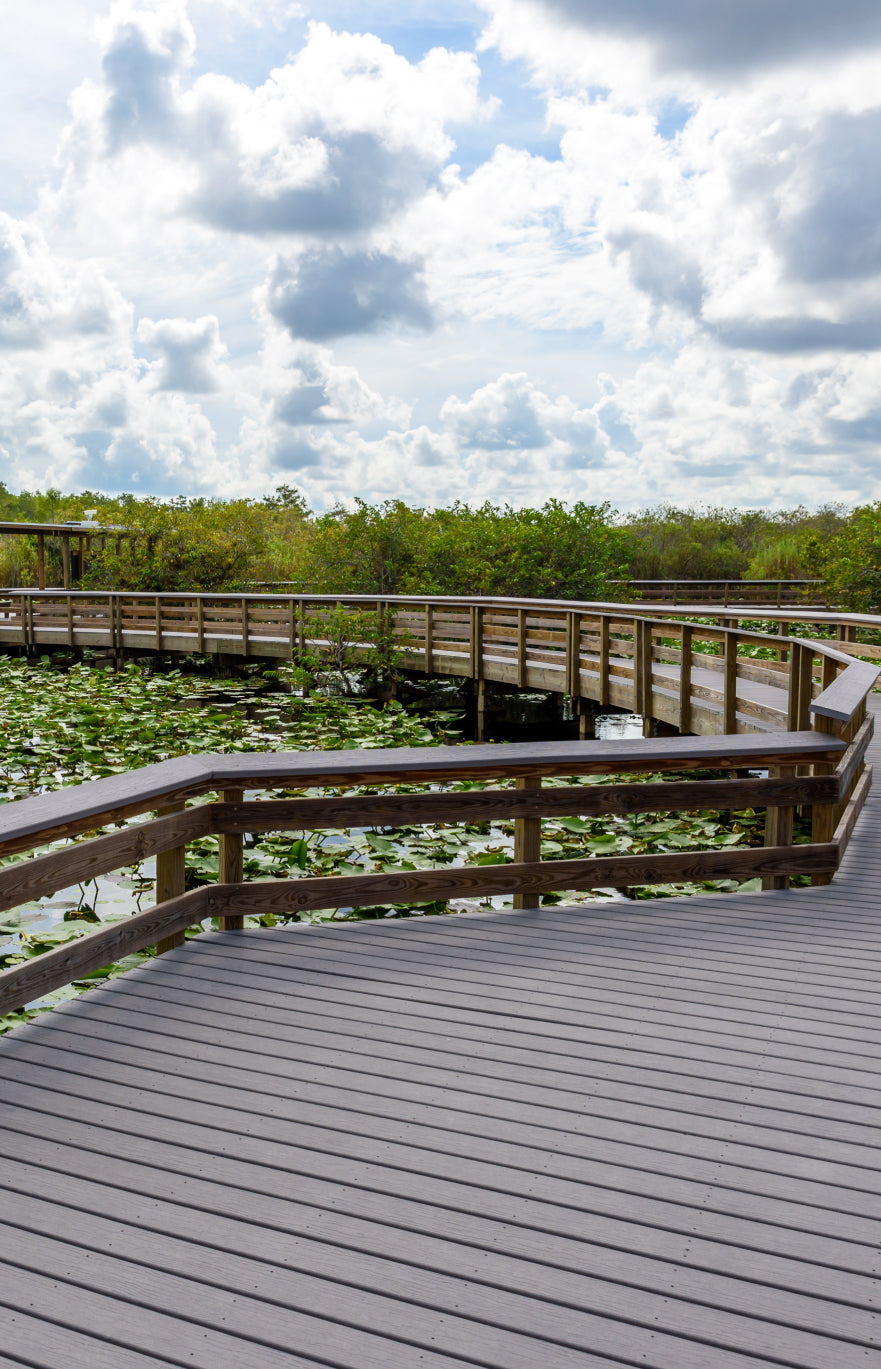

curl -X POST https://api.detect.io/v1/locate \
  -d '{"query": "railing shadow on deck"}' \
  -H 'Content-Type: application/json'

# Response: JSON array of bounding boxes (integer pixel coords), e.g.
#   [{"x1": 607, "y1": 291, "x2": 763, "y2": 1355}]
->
[{"x1": 0, "y1": 631, "x2": 875, "y2": 1019}]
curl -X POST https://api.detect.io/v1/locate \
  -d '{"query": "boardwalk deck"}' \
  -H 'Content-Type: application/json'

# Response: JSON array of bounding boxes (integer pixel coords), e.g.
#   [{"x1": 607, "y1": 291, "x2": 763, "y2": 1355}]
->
[{"x1": 1, "y1": 713, "x2": 879, "y2": 1362}]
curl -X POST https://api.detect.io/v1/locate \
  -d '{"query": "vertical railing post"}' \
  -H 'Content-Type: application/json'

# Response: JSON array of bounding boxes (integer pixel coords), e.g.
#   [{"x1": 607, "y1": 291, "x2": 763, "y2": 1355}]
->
[
  {"x1": 154, "y1": 596, "x2": 162, "y2": 652},
  {"x1": 797, "y1": 644, "x2": 814, "y2": 730},
  {"x1": 762, "y1": 767, "x2": 795, "y2": 891},
  {"x1": 197, "y1": 596, "x2": 205, "y2": 654},
  {"x1": 599, "y1": 615, "x2": 610, "y2": 706},
  {"x1": 513, "y1": 776, "x2": 541, "y2": 910},
  {"x1": 241, "y1": 597, "x2": 249, "y2": 655},
  {"x1": 641, "y1": 620, "x2": 653, "y2": 725},
  {"x1": 67, "y1": 594, "x2": 74, "y2": 647},
  {"x1": 723, "y1": 630, "x2": 738, "y2": 735},
  {"x1": 810, "y1": 661, "x2": 838, "y2": 886},
  {"x1": 218, "y1": 788, "x2": 245, "y2": 930},
  {"x1": 471, "y1": 605, "x2": 484, "y2": 680},
  {"x1": 155, "y1": 801, "x2": 188, "y2": 954},
  {"x1": 633, "y1": 618, "x2": 644, "y2": 714},
  {"x1": 786, "y1": 641, "x2": 802, "y2": 732},
  {"x1": 517, "y1": 608, "x2": 527, "y2": 688},
  {"x1": 36, "y1": 533, "x2": 46, "y2": 590},
  {"x1": 777, "y1": 619, "x2": 789, "y2": 663},
  {"x1": 569, "y1": 612, "x2": 582, "y2": 699},
  {"x1": 679, "y1": 623, "x2": 693, "y2": 735},
  {"x1": 424, "y1": 603, "x2": 434, "y2": 675}
]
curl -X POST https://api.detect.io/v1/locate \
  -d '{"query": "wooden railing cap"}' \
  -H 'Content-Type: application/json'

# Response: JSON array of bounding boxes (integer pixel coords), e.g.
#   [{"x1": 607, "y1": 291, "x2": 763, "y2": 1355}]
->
[
  {"x1": 0, "y1": 731, "x2": 847, "y2": 857},
  {"x1": 811, "y1": 660, "x2": 881, "y2": 722}
]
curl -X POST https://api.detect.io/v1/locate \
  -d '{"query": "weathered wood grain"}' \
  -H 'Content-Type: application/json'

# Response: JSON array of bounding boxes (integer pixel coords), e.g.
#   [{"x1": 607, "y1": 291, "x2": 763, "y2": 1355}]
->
[
  {"x1": 208, "y1": 842, "x2": 838, "y2": 919},
  {"x1": 833, "y1": 713, "x2": 874, "y2": 798},
  {"x1": 0, "y1": 808, "x2": 210, "y2": 914},
  {"x1": 833, "y1": 764, "x2": 873, "y2": 856},
  {"x1": 0, "y1": 732, "x2": 847, "y2": 859},
  {"x1": 811, "y1": 660, "x2": 880, "y2": 722},
  {"x1": 210, "y1": 772, "x2": 839, "y2": 836},
  {"x1": 0, "y1": 886, "x2": 208, "y2": 1016}
]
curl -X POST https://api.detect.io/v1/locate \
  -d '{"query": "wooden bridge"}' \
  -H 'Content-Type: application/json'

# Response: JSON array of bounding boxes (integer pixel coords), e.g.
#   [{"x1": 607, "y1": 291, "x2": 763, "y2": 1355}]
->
[
  {"x1": 2, "y1": 588, "x2": 880, "y2": 738},
  {"x1": 1, "y1": 599, "x2": 881, "y2": 1366}
]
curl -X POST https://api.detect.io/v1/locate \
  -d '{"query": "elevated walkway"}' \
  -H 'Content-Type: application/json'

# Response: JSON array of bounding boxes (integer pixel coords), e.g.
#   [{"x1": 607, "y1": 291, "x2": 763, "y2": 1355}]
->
[{"x1": 0, "y1": 619, "x2": 878, "y2": 1365}]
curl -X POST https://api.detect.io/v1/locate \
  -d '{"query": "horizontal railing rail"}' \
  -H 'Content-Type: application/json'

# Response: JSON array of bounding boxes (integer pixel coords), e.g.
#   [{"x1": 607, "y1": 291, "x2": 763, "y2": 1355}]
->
[{"x1": 1, "y1": 718, "x2": 873, "y2": 1018}]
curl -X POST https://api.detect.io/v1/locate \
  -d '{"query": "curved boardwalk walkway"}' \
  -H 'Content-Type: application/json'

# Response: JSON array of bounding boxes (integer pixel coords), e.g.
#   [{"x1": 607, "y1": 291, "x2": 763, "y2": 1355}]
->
[{"x1": 0, "y1": 709, "x2": 880, "y2": 1365}]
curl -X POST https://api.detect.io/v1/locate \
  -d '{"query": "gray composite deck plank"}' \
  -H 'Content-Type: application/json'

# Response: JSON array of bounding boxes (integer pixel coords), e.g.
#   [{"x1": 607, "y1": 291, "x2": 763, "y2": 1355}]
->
[
  {"x1": 99, "y1": 942, "x2": 881, "y2": 1029},
  {"x1": 6, "y1": 1149, "x2": 881, "y2": 1329},
  {"x1": 101, "y1": 936, "x2": 881, "y2": 1020},
  {"x1": 87, "y1": 961, "x2": 877, "y2": 1045},
  {"x1": 1, "y1": 1221, "x2": 708, "y2": 1369},
  {"x1": 16, "y1": 1009, "x2": 881, "y2": 1153},
  {"x1": 0, "y1": 1306, "x2": 192, "y2": 1369},
  {"x1": 33, "y1": 970, "x2": 881, "y2": 1071},
  {"x1": 86, "y1": 950, "x2": 881, "y2": 1065},
  {"x1": 104, "y1": 946, "x2": 881, "y2": 1045},
  {"x1": 21, "y1": 1007, "x2": 881, "y2": 1148},
  {"x1": 4, "y1": 1119, "x2": 879, "y2": 1293},
  {"x1": 181, "y1": 919, "x2": 881, "y2": 987},
  {"x1": 78, "y1": 963, "x2": 881, "y2": 1088},
  {"x1": 1, "y1": 1199, "x2": 877, "y2": 1369},
  {"x1": 4, "y1": 1157, "x2": 880, "y2": 1343},
  {"x1": 0, "y1": 1260, "x2": 470, "y2": 1369},
  {"x1": 185, "y1": 909, "x2": 881, "y2": 976},
  {"x1": 20, "y1": 982, "x2": 881, "y2": 1126},
  {"x1": 47, "y1": 973, "x2": 881, "y2": 1114},
  {"x1": 222, "y1": 905, "x2": 881, "y2": 956},
  {"x1": 159, "y1": 935, "x2": 881, "y2": 1026},
  {"x1": 62, "y1": 952, "x2": 881, "y2": 1052},
  {"x1": 7, "y1": 1024, "x2": 881, "y2": 1184},
  {"x1": 5, "y1": 1076, "x2": 881, "y2": 1245}
]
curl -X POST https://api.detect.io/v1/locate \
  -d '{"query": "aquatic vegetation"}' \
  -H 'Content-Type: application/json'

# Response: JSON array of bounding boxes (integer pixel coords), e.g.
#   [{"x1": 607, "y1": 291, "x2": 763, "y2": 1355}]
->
[{"x1": 0, "y1": 655, "x2": 776, "y2": 1030}]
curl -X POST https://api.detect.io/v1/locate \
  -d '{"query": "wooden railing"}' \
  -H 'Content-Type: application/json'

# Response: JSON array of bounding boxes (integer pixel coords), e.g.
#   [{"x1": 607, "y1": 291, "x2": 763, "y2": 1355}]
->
[
  {"x1": 0, "y1": 623, "x2": 877, "y2": 1017},
  {"x1": 3, "y1": 590, "x2": 879, "y2": 737},
  {"x1": 610, "y1": 579, "x2": 827, "y2": 607},
  {"x1": 0, "y1": 718, "x2": 872, "y2": 1018}
]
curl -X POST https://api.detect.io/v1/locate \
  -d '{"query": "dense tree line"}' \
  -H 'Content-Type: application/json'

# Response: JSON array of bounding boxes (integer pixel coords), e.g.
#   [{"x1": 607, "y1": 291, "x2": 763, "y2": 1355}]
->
[{"x1": 0, "y1": 481, "x2": 877, "y2": 608}]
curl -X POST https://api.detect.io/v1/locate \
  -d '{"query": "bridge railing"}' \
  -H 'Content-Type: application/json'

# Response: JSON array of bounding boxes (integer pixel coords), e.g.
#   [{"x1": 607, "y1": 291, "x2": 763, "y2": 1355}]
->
[
  {"x1": 2, "y1": 590, "x2": 878, "y2": 739},
  {"x1": 609, "y1": 579, "x2": 827, "y2": 607},
  {"x1": 0, "y1": 626, "x2": 876, "y2": 1018}
]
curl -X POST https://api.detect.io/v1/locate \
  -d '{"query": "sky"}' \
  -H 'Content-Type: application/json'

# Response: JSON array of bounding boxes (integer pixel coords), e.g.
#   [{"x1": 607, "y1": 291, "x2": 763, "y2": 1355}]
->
[{"x1": 2, "y1": 0, "x2": 881, "y2": 512}]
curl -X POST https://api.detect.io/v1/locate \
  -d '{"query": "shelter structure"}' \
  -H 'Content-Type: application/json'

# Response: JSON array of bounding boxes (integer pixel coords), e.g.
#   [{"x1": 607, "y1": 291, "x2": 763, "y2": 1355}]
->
[{"x1": 0, "y1": 519, "x2": 131, "y2": 589}]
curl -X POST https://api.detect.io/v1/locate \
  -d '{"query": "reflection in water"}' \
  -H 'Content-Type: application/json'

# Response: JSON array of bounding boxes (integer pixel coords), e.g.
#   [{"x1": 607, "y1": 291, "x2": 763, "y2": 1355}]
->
[{"x1": 595, "y1": 713, "x2": 644, "y2": 740}]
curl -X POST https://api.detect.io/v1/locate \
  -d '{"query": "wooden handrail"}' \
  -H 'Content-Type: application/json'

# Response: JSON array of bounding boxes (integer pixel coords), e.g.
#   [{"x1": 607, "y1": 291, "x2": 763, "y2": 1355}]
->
[
  {"x1": 1, "y1": 595, "x2": 878, "y2": 1019},
  {"x1": 2, "y1": 590, "x2": 876, "y2": 737},
  {"x1": 0, "y1": 728, "x2": 859, "y2": 1016},
  {"x1": 1, "y1": 712, "x2": 874, "y2": 1009},
  {"x1": 0, "y1": 731, "x2": 850, "y2": 858}
]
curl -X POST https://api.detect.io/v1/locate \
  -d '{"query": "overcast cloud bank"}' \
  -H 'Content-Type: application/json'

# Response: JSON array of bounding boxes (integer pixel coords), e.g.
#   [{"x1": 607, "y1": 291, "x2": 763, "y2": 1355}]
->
[{"x1": 1, "y1": 0, "x2": 880, "y2": 509}]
